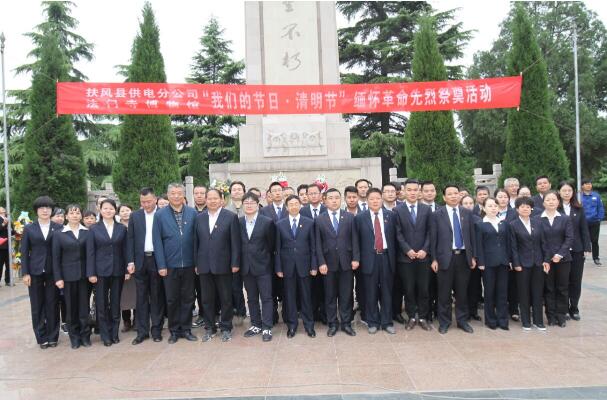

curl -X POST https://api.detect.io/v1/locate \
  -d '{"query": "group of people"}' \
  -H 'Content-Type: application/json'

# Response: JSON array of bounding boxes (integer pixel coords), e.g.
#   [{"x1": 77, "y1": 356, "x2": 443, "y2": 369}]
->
[{"x1": 14, "y1": 174, "x2": 605, "y2": 349}]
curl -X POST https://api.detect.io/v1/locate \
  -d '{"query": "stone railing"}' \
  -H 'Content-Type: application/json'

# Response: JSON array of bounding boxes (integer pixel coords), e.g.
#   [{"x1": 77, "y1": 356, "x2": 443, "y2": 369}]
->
[{"x1": 388, "y1": 164, "x2": 502, "y2": 193}]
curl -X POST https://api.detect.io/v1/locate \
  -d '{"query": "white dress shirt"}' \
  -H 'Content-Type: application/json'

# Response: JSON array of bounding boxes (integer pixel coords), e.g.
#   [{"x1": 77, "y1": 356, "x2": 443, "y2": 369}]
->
[
  {"x1": 274, "y1": 202, "x2": 284, "y2": 216},
  {"x1": 39, "y1": 222, "x2": 50, "y2": 240},
  {"x1": 290, "y1": 215, "x2": 299, "y2": 231},
  {"x1": 446, "y1": 205, "x2": 465, "y2": 250},
  {"x1": 358, "y1": 200, "x2": 368, "y2": 212},
  {"x1": 541, "y1": 210, "x2": 561, "y2": 226},
  {"x1": 483, "y1": 216, "x2": 500, "y2": 232},
  {"x1": 369, "y1": 208, "x2": 387, "y2": 250},
  {"x1": 563, "y1": 203, "x2": 571, "y2": 216},
  {"x1": 103, "y1": 220, "x2": 114, "y2": 239},
  {"x1": 309, "y1": 204, "x2": 322, "y2": 219},
  {"x1": 208, "y1": 208, "x2": 221, "y2": 233},
  {"x1": 144, "y1": 208, "x2": 156, "y2": 252},
  {"x1": 62, "y1": 224, "x2": 87, "y2": 239},
  {"x1": 246, "y1": 212, "x2": 257, "y2": 239},
  {"x1": 519, "y1": 217, "x2": 532, "y2": 235}
]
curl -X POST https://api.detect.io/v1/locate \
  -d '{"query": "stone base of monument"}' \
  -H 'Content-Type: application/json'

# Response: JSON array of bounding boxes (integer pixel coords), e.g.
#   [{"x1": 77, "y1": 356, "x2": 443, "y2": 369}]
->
[{"x1": 209, "y1": 157, "x2": 382, "y2": 192}]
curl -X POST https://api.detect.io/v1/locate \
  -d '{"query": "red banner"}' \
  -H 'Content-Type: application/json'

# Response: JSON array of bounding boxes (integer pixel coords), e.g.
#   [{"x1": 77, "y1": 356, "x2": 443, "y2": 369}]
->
[{"x1": 56, "y1": 76, "x2": 521, "y2": 115}]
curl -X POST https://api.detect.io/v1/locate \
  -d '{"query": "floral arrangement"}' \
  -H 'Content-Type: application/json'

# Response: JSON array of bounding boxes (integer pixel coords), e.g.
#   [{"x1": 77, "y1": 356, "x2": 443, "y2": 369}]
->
[
  {"x1": 314, "y1": 174, "x2": 329, "y2": 193},
  {"x1": 210, "y1": 179, "x2": 231, "y2": 198},
  {"x1": 12, "y1": 211, "x2": 32, "y2": 270},
  {"x1": 271, "y1": 172, "x2": 289, "y2": 188}
]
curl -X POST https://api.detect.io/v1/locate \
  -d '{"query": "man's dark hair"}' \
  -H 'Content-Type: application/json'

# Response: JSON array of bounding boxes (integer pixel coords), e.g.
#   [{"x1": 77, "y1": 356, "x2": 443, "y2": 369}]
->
[
  {"x1": 581, "y1": 178, "x2": 592, "y2": 185},
  {"x1": 420, "y1": 180, "x2": 435, "y2": 190},
  {"x1": 297, "y1": 184, "x2": 309, "y2": 194},
  {"x1": 535, "y1": 175, "x2": 550, "y2": 184},
  {"x1": 140, "y1": 187, "x2": 155, "y2": 196},
  {"x1": 285, "y1": 194, "x2": 301, "y2": 205},
  {"x1": 307, "y1": 183, "x2": 321, "y2": 193},
  {"x1": 269, "y1": 181, "x2": 283, "y2": 191},
  {"x1": 207, "y1": 188, "x2": 224, "y2": 199},
  {"x1": 355, "y1": 178, "x2": 371, "y2": 188},
  {"x1": 344, "y1": 185, "x2": 357, "y2": 195},
  {"x1": 249, "y1": 187, "x2": 261, "y2": 195},
  {"x1": 475, "y1": 185, "x2": 490, "y2": 195},
  {"x1": 229, "y1": 181, "x2": 246, "y2": 193},
  {"x1": 325, "y1": 188, "x2": 341, "y2": 196},
  {"x1": 514, "y1": 197, "x2": 534, "y2": 209},
  {"x1": 366, "y1": 187, "x2": 382, "y2": 197},
  {"x1": 442, "y1": 184, "x2": 460, "y2": 195},
  {"x1": 194, "y1": 185, "x2": 207, "y2": 191},
  {"x1": 83, "y1": 210, "x2": 96, "y2": 218},
  {"x1": 242, "y1": 192, "x2": 259, "y2": 204},
  {"x1": 404, "y1": 178, "x2": 419, "y2": 187},
  {"x1": 382, "y1": 182, "x2": 397, "y2": 191}
]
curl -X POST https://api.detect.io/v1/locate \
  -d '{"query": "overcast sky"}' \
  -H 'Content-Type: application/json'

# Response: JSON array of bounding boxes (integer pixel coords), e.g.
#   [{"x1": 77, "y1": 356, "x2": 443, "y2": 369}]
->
[{"x1": 1, "y1": 1, "x2": 606, "y2": 91}]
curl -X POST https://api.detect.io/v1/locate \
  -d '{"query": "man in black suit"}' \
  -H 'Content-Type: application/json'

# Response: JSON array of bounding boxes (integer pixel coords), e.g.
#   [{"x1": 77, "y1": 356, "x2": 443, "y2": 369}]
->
[
  {"x1": 194, "y1": 189, "x2": 241, "y2": 343},
  {"x1": 315, "y1": 188, "x2": 359, "y2": 337},
  {"x1": 355, "y1": 179, "x2": 372, "y2": 213},
  {"x1": 240, "y1": 192, "x2": 275, "y2": 342},
  {"x1": 300, "y1": 183, "x2": 327, "y2": 219},
  {"x1": 383, "y1": 182, "x2": 406, "y2": 325},
  {"x1": 353, "y1": 188, "x2": 397, "y2": 335},
  {"x1": 430, "y1": 184, "x2": 477, "y2": 334},
  {"x1": 394, "y1": 179, "x2": 433, "y2": 331},
  {"x1": 275, "y1": 195, "x2": 317, "y2": 338},
  {"x1": 127, "y1": 187, "x2": 165, "y2": 344},
  {"x1": 472, "y1": 186, "x2": 490, "y2": 217},
  {"x1": 532, "y1": 175, "x2": 551, "y2": 212}
]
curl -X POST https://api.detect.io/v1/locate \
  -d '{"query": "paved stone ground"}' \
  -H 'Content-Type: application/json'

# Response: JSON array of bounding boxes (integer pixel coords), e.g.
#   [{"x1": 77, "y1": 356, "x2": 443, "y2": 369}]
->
[{"x1": 0, "y1": 224, "x2": 606, "y2": 400}]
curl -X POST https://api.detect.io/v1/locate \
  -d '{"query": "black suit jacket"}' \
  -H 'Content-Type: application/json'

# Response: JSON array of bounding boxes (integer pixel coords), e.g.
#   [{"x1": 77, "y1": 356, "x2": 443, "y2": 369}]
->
[
  {"x1": 532, "y1": 194, "x2": 545, "y2": 212},
  {"x1": 86, "y1": 222, "x2": 128, "y2": 277},
  {"x1": 540, "y1": 214, "x2": 574, "y2": 262},
  {"x1": 315, "y1": 210, "x2": 358, "y2": 272},
  {"x1": 430, "y1": 206, "x2": 476, "y2": 270},
  {"x1": 126, "y1": 208, "x2": 156, "y2": 271},
  {"x1": 394, "y1": 202, "x2": 431, "y2": 263},
  {"x1": 194, "y1": 208, "x2": 241, "y2": 275},
  {"x1": 52, "y1": 227, "x2": 89, "y2": 282},
  {"x1": 474, "y1": 220, "x2": 511, "y2": 267},
  {"x1": 260, "y1": 204, "x2": 288, "y2": 222},
  {"x1": 20, "y1": 221, "x2": 63, "y2": 276},
  {"x1": 300, "y1": 203, "x2": 327, "y2": 220},
  {"x1": 239, "y1": 214, "x2": 275, "y2": 276},
  {"x1": 509, "y1": 217, "x2": 544, "y2": 268},
  {"x1": 0, "y1": 216, "x2": 8, "y2": 250},
  {"x1": 558, "y1": 206, "x2": 591, "y2": 253},
  {"x1": 275, "y1": 215, "x2": 316, "y2": 278},
  {"x1": 353, "y1": 209, "x2": 396, "y2": 275}
]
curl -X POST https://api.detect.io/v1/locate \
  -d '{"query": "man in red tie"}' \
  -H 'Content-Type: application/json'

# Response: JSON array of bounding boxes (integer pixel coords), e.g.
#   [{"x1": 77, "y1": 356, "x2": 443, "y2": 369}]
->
[{"x1": 353, "y1": 188, "x2": 397, "y2": 334}]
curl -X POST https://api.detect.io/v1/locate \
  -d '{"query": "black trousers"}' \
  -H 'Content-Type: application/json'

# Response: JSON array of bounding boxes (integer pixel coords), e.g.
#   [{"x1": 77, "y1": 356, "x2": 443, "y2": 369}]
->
[
  {"x1": 398, "y1": 259, "x2": 431, "y2": 320},
  {"x1": 232, "y1": 271, "x2": 247, "y2": 317},
  {"x1": 467, "y1": 267, "x2": 482, "y2": 318},
  {"x1": 311, "y1": 273, "x2": 326, "y2": 322},
  {"x1": 194, "y1": 274, "x2": 203, "y2": 311},
  {"x1": 200, "y1": 272, "x2": 233, "y2": 332},
  {"x1": 283, "y1": 274, "x2": 314, "y2": 331},
  {"x1": 64, "y1": 279, "x2": 91, "y2": 342},
  {"x1": 354, "y1": 267, "x2": 366, "y2": 321},
  {"x1": 0, "y1": 249, "x2": 9, "y2": 284},
  {"x1": 545, "y1": 261, "x2": 572, "y2": 321},
  {"x1": 508, "y1": 269, "x2": 519, "y2": 316},
  {"x1": 28, "y1": 273, "x2": 59, "y2": 344},
  {"x1": 96, "y1": 275, "x2": 124, "y2": 342},
  {"x1": 588, "y1": 221, "x2": 601, "y2": 260},
  {"x1": 323, "y1": 268, "x2": 354, "y2": 328},
  {"x1": 135, "y1": 254, "x2": 165, "y2": 338},
  {"x1": 164, "y1": 267, "x2": 195, "y2": 335},
  {"x1": 243, "y1": 273, "x2": 273, "y2": 330},
  {"x1": 482, "y1": 265, "x2": 509, "y2": 328},
  {"x1": 428, "y1": 269, "x2": 438, "y2": 319},
  {"x1": 569, "y1": 251, "x2": 585, "y2": 315},
  {"x1": 364, "y1": 253, "x2": 393, "y2": 329},
  {"x1": 392, "y1": 268, "x2": 405, "y2": 318},
  {"x1": 437, "y1": 253, "x2": 471, "y2": 328},
  {"x1": 516, "y1": 265, "x2": 544, "y2": 326}
]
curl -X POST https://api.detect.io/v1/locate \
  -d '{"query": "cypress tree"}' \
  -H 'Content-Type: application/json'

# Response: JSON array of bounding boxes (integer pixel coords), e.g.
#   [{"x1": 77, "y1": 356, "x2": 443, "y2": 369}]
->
[
  {"x1": 188, "y1": 133, "x2": 207, "y2": 185},
  {"x1": 16, "y1": 32, "x2": 87, "y2": 210},
  {"x1": 502, "y1": 5, "x2": 569, "y2": 187},
  {"x1": 113, "y1": 2, "x2": 179, "y2": 206},
  {"x1": 404, "y1": 18, "x2": 472, "y2": 192}
]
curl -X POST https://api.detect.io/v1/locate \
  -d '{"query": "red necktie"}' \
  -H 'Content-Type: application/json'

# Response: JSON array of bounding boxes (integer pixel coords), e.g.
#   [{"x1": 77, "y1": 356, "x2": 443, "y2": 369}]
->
[{"x1": 374, "y1": 213, "x2": 383, "y2": 251}]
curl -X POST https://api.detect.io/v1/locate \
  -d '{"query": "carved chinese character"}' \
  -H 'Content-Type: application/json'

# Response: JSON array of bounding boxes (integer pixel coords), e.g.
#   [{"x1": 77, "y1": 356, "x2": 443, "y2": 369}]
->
[
  {"x1": 283, "y1": 1, "x2": 294, "y2": 12},
  {"x1": 282, "y1": 51, "x2": 302, "y2": 71},
  {"x1": 281, "y1": 23, "x2": 301, "y2": 40}
]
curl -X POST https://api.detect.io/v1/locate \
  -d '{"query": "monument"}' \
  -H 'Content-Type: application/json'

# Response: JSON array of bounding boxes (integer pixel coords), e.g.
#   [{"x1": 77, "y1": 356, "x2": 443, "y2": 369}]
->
[{"x1": 209, "y1": 1, "x2": 381, "y2": 189}]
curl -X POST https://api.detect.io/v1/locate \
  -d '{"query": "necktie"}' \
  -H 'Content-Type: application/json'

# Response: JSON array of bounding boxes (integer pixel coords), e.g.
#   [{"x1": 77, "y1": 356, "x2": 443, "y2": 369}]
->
[
  {"x1": 277, "y1": 207, "x2": 282, "y2": 216},
  {"x1": 332, "y1": 211, "x2": 339, "y2": 233},
  {"x1": 313, "y1": 208, "x2": 318, "y2": 219},
  {"x1": 362, "y1": 203, "x2": 367, "y2": 212},
  {"x1": 410, "y1": 205, "x2": 416, "y2": 224},
  {"x1": 291, "y1": 218, "x2": 297, "y2": 238},
  {"x1": 452, "y1": 208, "x2": 464, "y2": 249},
  {"x1": 374, "y1": 212, "x2": 383, "y2": 251}
]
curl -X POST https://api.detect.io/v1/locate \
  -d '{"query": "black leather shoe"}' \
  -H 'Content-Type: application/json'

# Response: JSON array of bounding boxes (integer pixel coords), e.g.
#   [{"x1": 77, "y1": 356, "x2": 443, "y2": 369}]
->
[
  {"x1": 570, "y1": 313, "x2": 581, "y2": 321},
  {"x1": 457, "y1": 322, "x2": 474, "y2": 334},
  {"x1": 558, "y1": 319, "x2": 567, "y2": 328},
  {"x1": 419, "y1": 319, "x2": 432, "y2": 331},
  {"x1": 438, "y1": 325, "x2": 449, "y2": 334},
  {"x1": 183, "y1": 331, "x2": 198, "y2": 341},
  {"x1": 71, "y1": 342, "x2": 81, "y2": 349},
  {"x1": 342, "y1": 325, "x2": 356, "y2": 336},
  {"x1": 327, "y1": 326, "x2": 338, "y2": 337},
  {"x1": 168, "y1": 334, "x2": 179, "y2": 344},
  {"x1": 39, "y1": 342, "x2": 49, "y2": 350},
  {"x1": 152, "y1": 336, "x2": 162, "y2": 342},
  {"x1": 132, "y1": 335, "x2": 149, "y2": 345},
  {"x1": 103, "y1": 340, "x2": 112, "y2": 347},
  {"x1": 393, "y1": 314, "x2": 406, "y2": 324},
  {"x1": 112, "y1": 338, "x2": 120, "y2": 344},
  {"x1": 405, "y1": 318, "x2": 416, "y2": 331},
  {"x1": 47, "y1": 342, "x2": 58, "y2": 348},
  {"x1": 306, "y1": 328, "x2": 316, "y2": 338},
  {"x1": 486, "y1": 324, "x2": 497, "y2": 330},
  {"x1": 499, "y1": 325, "x2": 509, "y2": 331},
  {"x1": 81, "y1": 337, "x2": 91, "y2": 347},
  {"x1": 287, "y1": 329, "x2": 296, "y2": 338}
]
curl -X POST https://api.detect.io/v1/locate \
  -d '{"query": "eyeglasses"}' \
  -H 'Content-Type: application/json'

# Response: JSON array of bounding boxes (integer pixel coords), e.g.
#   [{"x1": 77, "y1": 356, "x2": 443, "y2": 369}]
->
[{"x1": 243, "y1": 201, "x2": 258, "y2": 206}]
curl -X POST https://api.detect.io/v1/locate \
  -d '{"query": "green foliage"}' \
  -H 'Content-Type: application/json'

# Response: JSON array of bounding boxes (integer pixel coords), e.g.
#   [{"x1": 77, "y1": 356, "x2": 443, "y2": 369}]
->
[
  {"x1": 173, "y1": 17, "x2": 244, "y2": 178},
  {"x1": 461, "y1": 2, "x2": 607, "y2": 177},
  {"x1": 15, "y1": 32, "x2": 87, "y2": 211},
  {"x1": 351, "y1": 132, "x2": 404, "y2": 181},
  {"x1": 113, "y1": 2, "x2": 179, "y2": 206},
  {"x1": 188, "y1": 133, "x2": 207, "y2": 186},
  {"x1": 502, "y1": 5, "x2": 569, "y2": 188},
  {"x1": 404, "y1": 18, "x2": 473, "y2": 192}
]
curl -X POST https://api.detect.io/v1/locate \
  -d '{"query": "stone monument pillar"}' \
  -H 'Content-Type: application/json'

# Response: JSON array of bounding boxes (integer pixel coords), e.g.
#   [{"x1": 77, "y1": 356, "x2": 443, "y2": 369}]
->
[{"x1": 209, "y1": 1, "x2": 381, "y2": 190}]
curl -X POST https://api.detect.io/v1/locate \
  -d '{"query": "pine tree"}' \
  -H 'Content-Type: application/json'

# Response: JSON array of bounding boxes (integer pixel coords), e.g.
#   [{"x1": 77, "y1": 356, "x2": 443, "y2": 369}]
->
[
  {"x1": 16, "y1": 32, "x2": 87, "y2": 210},
  {"x1": 502, "y1": 5, "x2": 569, "y2": 187},
  {"x1": 173, "y1": 17, "x2": 244, "y2": 178},
  {"x1": 113, "y1": 2, "x2": 179, "y2": 206},
  {"x1": 404, "y1": 17, "x2": 473, "y2": 193},
  {"x1": 188, "y1": 133, "x2": 207, "y2": 185}
]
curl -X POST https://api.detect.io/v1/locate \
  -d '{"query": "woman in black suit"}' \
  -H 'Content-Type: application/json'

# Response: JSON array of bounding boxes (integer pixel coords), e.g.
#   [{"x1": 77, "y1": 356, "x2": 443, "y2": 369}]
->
[
  {"x1": 87, "y1": 199, "x2": 129, "y2": 346},
  {"x1": 557, "y1": 181, "x2": 591, "y2": 321},
  {"x1": 20, "y1": 196, "x2": 63, "y2": 349},
  {"x1": 461, "y1": 195, "x2": 483, "y2": 322},
  {"x1": 540, "y1": 191, "x2": 574, "y2": 327},
  {"x1": 510, "y1": 197, "x2": 547, "y2": 330},
  {"x1": 475, "y1": 198, "x2": 511, "y2": 330},
  {"x1": 52, "y1": 205, "x2": 90, "y2": 349}
]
